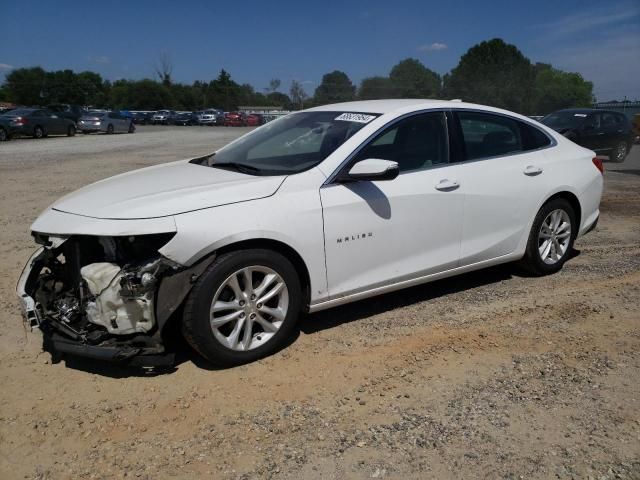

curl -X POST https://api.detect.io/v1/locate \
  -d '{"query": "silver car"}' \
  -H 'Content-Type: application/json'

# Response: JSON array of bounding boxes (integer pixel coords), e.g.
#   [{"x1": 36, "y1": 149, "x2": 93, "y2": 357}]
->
[
  {"x1": 152, "y1": 110, "x2": 174, "y2": 125},
  {"x1": 78, "y1": 111, "x2": 134, "y2": 134},
  {"x1": 198, "y1": 110, "x2": 217, "y2": 126}
]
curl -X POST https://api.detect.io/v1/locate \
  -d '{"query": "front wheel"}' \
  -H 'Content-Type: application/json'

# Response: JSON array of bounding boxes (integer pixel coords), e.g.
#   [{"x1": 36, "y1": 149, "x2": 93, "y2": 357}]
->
[
  {"x1": 33, "y1": 126, "x2": 44, "y2": 139},
  {"x1": 520, "y1": 198, "x2": 576, "y2": 275},
  {"x1": 106, "y1": 124, "x2": 114, "y2": 134},
  {"x1": 182, "y1": 249, "x2": 302, "y2": 366},
  {"x1": 0, "y1": 127, "x2": 8, "y2": 141}
]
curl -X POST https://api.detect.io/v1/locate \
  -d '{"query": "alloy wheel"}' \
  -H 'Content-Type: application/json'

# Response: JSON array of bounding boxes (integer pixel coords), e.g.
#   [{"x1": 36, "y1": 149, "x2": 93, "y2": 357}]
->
[
  {"x1": 615, "y1": 142, "x2": 627, "y2": 162},
  {"x1": 538, "y1": 209, "x2": 571, "y2": 265},
  {"x1": 209, "y1": 266, "x2": 289, "y2": 351}
]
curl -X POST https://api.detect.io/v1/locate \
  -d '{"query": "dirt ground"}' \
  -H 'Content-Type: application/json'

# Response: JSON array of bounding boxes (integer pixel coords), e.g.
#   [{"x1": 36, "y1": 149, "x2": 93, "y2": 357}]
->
[{"x1": 0, "y1": 126, "x2": 638, "y2": 480}]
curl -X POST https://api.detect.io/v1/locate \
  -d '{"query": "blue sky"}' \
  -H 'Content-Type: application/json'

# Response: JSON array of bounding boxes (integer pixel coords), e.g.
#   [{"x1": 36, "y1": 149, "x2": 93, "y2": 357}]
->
[{"x1": 1, "y1": 0, "x2": 639, "y2": 100}]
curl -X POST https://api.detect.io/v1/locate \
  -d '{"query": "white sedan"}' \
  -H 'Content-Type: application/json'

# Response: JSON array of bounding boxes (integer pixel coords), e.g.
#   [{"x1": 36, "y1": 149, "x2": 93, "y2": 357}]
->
[{"x1": 17, "y1": 99, "x2": 603, "y2": 367}]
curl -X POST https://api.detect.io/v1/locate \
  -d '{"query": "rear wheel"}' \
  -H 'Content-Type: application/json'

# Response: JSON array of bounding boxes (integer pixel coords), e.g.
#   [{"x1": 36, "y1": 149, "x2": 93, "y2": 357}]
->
[
  {"x1": 611, "y1": 141, "x2": 628, "y2": 162},
  {"x1": 520, "y1": 198, "x2": 576, "y2": 275},
  {"x1": 128, "y1": 122, "x2": 135, "y2": 133},
  {"x1": 107, "y1": 124, "x2": 114, "y2": 134},
  {"x1": 182, "y1": 249, "x2": 302, "y2": 366},
  {"x1": 67, "y1": 125, "x2": 76, "y2": 137},
  {"x1": 33, "y1": 126, "x2": 44, "y2": 139}
]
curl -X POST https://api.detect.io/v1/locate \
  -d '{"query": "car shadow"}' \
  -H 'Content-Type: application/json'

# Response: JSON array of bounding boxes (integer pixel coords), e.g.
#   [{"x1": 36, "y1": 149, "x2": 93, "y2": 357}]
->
[
  {"x1": 608, "y1": 169, "x2": 640, "y2": 176},
  {"x1": 53, "y1": 250, "x2": 581, "y2": 377}
]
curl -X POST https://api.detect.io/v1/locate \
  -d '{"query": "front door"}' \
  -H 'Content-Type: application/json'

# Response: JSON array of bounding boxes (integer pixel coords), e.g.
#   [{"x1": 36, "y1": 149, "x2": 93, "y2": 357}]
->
[{"x1": 321, "y1": 112, "x2": 464, "y2": 300}]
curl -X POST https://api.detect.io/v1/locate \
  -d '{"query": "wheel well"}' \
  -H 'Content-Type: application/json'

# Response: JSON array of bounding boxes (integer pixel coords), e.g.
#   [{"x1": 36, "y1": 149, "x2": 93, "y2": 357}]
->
[
  {"x1": 215, "y1": 239, "x2": 312, "y2": 309},
  {"x1": 545, "y1": 191, "x2": 582, "y2": 228}
]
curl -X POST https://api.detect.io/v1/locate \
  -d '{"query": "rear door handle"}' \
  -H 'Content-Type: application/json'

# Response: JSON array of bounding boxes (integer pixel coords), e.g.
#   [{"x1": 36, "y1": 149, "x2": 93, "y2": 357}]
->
[
  {"x1": 523, "y1": 165, "x2": 543, "y2": 176},
  {"x1": 435, "y1": 179, "x2": 460, "y2": 191}
]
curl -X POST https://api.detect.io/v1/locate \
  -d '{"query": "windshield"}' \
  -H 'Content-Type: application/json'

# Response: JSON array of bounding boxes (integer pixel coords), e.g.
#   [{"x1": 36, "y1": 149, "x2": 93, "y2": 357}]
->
[
  {"x1": 542, "y1": 111, "x2": 588, "y2": 130},
  {"x1": 209, "y1": 111, "x2": 379, "y2": 175}
]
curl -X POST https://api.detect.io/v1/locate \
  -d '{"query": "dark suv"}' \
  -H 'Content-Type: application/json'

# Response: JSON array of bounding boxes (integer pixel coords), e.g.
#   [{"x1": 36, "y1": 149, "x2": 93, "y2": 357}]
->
[
  {"x1": 47, "y1": 104, "x2": 85, "y2": 124},
  {"x1": 542, "y1": 109, "x2": 634, "y2": 162}
]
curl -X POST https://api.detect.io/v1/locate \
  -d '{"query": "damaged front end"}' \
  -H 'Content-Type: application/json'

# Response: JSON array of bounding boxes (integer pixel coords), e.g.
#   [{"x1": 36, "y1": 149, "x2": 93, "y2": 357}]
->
[{"x1": 17, "y1": 232, "x2": 206, "y2": 367}]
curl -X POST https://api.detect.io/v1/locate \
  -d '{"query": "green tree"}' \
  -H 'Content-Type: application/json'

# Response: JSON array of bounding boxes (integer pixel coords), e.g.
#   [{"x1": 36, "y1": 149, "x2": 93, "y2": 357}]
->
[
  {"x1": 530, "y1": 63, "x2": 594, "y2": 115},
  {"x1": 3, "y1": 67, "x2": 47, "y2": 105},
  {"x1": 358, "y1": 76, "x2": 395, "y2": 100},
  {"x1": 110, "y1": 79, "x2": 173, "y2": 109},
  {"x1": 389, "y1": 58, "x2": 441, "y2": 98},
  {"x1": 314, "y1": 71, "x2": 356, "y2": 105},
  {"x1": 266, "y1": 91, "x2": 292, "y2": 109},
  {"x1": 444, "y1": 38, "x2": 533, "y2": 113},
  {"x1": 209, "y1": 69, "x2": 242, "y2": 110}
]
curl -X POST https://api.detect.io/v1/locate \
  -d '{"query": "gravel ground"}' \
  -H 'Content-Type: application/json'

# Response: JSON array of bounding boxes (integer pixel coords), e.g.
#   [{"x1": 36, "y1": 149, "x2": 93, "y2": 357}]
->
[{"x1": 0, "y1": 126, "x2": 638, "y2": 480}]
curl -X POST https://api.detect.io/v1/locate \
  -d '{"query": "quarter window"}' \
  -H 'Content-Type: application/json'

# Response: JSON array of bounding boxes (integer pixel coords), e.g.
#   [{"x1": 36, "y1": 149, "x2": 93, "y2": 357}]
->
[{"x1": 353, "y1": 112, "x2": 448, "y2": 173}]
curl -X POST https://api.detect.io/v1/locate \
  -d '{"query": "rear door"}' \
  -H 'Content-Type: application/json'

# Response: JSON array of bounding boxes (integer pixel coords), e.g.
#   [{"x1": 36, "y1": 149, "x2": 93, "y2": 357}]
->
[
  {"x1": 579, "y1": 113, "x2": 605, "y2": 151},
  {"x1": 450, "y1": 110, "x2": 554, "y2": 265}
]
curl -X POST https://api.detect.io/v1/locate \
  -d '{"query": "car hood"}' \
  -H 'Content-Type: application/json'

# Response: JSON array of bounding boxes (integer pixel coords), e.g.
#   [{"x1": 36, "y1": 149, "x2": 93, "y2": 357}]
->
[{"x1": 52, "y1": 159, "x2": 286, "y2": 219}]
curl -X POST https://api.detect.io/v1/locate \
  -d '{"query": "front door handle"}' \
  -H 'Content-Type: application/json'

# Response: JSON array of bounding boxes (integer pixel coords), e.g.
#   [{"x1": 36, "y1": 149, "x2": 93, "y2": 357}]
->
[
  {"x1": 523, "y1": 165, "x2": 543, "y2": 176},
  {"x1": 435, "y1": 179, "x2": 460, "y2": 191}
]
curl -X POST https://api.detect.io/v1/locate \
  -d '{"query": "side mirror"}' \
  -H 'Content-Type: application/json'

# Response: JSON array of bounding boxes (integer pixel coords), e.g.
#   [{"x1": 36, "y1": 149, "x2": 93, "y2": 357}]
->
[{"x1": 339, "y1": 158, "x2": 399, "y2": 182}]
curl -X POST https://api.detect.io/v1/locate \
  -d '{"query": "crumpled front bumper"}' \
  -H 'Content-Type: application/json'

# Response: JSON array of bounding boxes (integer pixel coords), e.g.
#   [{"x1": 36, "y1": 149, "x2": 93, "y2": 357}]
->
[{"x1": 16, "y1": 246, "x2": 176, "y2": 368}]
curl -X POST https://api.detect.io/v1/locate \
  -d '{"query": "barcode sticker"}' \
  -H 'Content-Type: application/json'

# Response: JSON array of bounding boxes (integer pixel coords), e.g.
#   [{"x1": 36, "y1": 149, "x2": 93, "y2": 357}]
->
[{"x1": 335, "y1": 113, "x2": 376, "y2": 123}]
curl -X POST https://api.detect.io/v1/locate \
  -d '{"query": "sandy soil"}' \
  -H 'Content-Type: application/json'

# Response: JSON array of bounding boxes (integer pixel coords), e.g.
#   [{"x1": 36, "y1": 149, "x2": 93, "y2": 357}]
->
[{"x1": 0, "y1": 127, "x2": 638, "y2": 480}]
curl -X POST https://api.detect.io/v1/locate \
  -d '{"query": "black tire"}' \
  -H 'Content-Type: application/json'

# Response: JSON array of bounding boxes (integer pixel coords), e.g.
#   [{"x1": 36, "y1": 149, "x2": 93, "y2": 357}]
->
[
  {"x1": 107, "y1": 124, "x2": 114, "y2": 134},
  {"x1": 610, "y1": 141, "x2": 629, "y2": 163},
  {"x1": 33, "y1": 126, "x2": 44, "y2": 139},
  {"x1": 0, "y1": 127, "x2": 8, "y2": 141},
  {"x1": 520, "y1": 198, "x2": 576, "y2": 276},
  {"x1": 128, "y1": 122, "x2": 135, "y2": 133},
  {"x1": 67, "y1": 125, "x2": 76, "y2": 137},
  {"x1": 182, "y1": 249, "x2": 302, "y2": 366}
]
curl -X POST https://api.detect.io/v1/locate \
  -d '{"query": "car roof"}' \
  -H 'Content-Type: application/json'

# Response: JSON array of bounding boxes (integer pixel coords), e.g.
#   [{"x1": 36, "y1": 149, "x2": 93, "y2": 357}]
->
[{"x1": 307, "y1": 99, "x2": 560, "y2": 127}]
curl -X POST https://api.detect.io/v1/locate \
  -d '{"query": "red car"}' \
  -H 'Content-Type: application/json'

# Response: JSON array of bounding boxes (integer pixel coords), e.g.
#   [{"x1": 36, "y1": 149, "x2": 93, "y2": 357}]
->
[
  {"x1": 245, "y1": 114, "x2": 265, "y2": 126},
  {"x1": 224, "y1": 111, "x2": 246, "y2": 126}
]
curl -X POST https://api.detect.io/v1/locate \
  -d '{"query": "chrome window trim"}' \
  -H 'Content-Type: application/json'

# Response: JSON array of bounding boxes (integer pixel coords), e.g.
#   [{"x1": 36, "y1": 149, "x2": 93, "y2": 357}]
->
[{"x1": 323, "y1": 107, "x2": 558, "y2": 186}]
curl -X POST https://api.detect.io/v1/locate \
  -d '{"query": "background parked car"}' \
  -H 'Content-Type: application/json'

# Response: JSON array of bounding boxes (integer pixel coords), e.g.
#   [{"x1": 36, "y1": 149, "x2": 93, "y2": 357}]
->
[
  {"x1": 198, "y1": 110, "x2": 217, "y2": 126},
  {"x1": 0, "y1": 108, "x2": 76, "y2": 138},
  {"x1": 541, "y1": 108, "x2": 634, "y2": 162},
  {"x1": 173, "y1": 112, "x2": 197, "y2": 126},
  {"x1": 224, "y1": 111, "x2": 246, "y2": 126},
  {"x1": 78, "y1": 111, "x2": 134, "y2": 134},
  {"x1": 152, "y1": 110, "x2": 175, "y2": 125},
  {"x1": 47, "y1": 104, "x2": 85, "y2": 124},
  {"x1": 245, "y1": 113, "x2": 265, "y2": 126},
  {"x1": 132, "y1": 112, "x2": 153, "y2": 125},
  {"x1": 0, "y1": 116, "x2": 15, "y2": 141}
]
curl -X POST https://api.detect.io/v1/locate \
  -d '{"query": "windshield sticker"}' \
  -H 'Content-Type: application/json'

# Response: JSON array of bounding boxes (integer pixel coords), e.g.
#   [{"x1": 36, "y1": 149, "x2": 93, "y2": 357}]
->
[
  {"x1": 335, "y1": 113, "x2": 376, "y2": 123},
  {"x1": 574, "y1": 113, "x2": 587, "y2": 117}
]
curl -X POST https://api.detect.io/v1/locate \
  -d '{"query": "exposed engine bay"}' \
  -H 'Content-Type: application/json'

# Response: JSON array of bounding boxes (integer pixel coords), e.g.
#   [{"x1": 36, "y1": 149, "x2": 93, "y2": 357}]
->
[{"x1": 17, "y1": 232, "x2": 209, "y2": 366}]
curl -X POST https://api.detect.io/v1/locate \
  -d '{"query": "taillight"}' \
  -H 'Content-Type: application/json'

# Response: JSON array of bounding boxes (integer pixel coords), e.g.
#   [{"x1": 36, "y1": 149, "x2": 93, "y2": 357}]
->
[
  {"x1": 592, "y1": 157, "x2": 604, "y2": 174},
  {"x1": 12, "y1": 116, "x2": 27, "y2": 126}
]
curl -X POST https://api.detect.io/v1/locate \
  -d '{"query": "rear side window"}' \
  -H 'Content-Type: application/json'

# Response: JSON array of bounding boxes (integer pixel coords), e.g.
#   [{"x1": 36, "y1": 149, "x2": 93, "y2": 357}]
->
[
  {"x1": 458, "y1": 112, "x2": 522, "y2": 160},
  {"x1": 457, "y1": 111, "x2": 551, "y2": 160}
]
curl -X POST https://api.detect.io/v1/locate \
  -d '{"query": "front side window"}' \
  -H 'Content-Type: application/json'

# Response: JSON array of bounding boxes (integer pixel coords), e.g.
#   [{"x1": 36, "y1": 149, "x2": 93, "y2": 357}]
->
[
  {"x1": 352, "y1": 112, "x2": 448, "y2": 172},
  {"x1": 209, "y1": 111, "x2": 379, "y2": 175}
]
